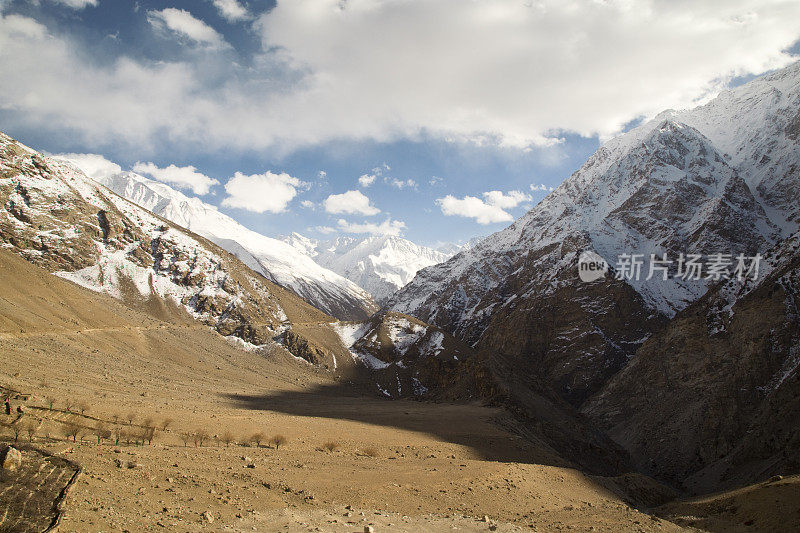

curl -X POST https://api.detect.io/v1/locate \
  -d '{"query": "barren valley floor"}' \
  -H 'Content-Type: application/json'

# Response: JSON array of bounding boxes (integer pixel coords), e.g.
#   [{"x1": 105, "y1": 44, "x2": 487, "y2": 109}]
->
[{"x1": 1, "y1": 250, "x2": 799, "y2": 532}]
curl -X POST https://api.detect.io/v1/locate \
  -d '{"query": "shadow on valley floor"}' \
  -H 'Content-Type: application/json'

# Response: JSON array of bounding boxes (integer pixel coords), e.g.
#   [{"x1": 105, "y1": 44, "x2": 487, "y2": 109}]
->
[{"x1": 225, "y1": 382, "x2": 598, "y2": 470}]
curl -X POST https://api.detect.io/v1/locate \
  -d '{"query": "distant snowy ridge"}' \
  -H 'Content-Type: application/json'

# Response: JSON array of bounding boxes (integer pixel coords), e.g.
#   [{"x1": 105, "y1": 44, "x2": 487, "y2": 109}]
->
[
  {"x1": 283, "y1": 233, "x2": 454, "y2": 304},
  {"x1": 89, "y1": 171, "x2": 377, "y2": 320}
]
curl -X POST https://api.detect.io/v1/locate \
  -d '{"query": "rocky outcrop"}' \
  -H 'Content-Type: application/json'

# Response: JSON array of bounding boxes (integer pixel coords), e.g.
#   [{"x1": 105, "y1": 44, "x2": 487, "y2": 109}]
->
[{"x1": 282, "y1": 329, "x2": 334, "y2": 367}]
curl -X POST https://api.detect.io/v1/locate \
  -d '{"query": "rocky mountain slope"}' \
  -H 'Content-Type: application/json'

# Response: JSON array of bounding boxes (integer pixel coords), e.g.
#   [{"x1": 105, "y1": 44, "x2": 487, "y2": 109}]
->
[
  {"x1": 82, "y1": 170, "x2": 377, "y2": 320},
  {"x1": 389, "y1": 61, "x2": 800, "y2": 406},
  {"x1": 284, "y1": 233, "x2": 453, "y2": 304},
  {"x1": 0, "y1": 132, "x2": 485, "y2": 396},
  {"x1": 583, "y1": 229, "x2": 800, "y2": 493},
  {"x1": 0, "y1": 132, "x2": 339, "y2": 346}
]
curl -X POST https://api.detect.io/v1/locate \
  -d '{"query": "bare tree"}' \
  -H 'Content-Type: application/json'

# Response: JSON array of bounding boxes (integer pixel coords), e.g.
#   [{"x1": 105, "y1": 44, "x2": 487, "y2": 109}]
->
[
  {"x1": 62, "y1": 421, "x2": 82, "y2": 443},
  {"x1": 95, "y1": 422, "x2": 111, "y2": 444},
  {"x1": 63, "y1": 399, "x2": 74, "y2": 413},
  {"x1": 161, "y1": 418, "x2": 173, "y2": 432},
  {"x1": 180, "y1": 431, "x2": 192, "y2": 447},
  {"x1": 193, "y1": 429, "x2": 209, "y2": 447},
  {"x1": 221, "y1": 431, "x2": 235, "y2": 447},
  {"x1": 77, "y1": 401, "x2": 90, "y2": 416},
  {"x1": 112, "y1": 424, "x2": 123, "y2": 446},
  {"x1": 139, "y1": 425, "x2": 156, "y2": 446},
  {"x1": 322, "y1": 441, "x2": 339, "y2": 452},
  {"x1": 10, "y1": 418, "x2": 23, "y2": 442},
  {"x1": 45, "y1": 396, "x2": 57, "y2": 411},
  {"x1": 125, "y1": 412, "x2": 137, "y2": 426},
  {"x1": 250, "y1": 432, "x2": 266, "y2": 448},
  {"x1": 270, "y1": 434, "x2": 287, "y2": 449},
  {"x1": 24, "y1": 418, "x2": 39, "y2": 442}
]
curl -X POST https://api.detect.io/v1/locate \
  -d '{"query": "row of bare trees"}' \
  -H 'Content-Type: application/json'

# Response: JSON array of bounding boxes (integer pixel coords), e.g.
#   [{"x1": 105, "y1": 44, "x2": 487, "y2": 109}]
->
[
  {"x1": 177, "y1": 429, "x2": 287, "y2": 449},
  {"x1": 4, "y1": 398, "x2": 290, "y2": 451}
]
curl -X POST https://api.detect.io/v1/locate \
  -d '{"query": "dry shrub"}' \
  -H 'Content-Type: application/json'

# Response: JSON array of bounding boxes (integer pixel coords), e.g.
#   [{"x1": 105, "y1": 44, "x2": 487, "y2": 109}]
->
[{"x1": 361, "y1": 447, "x2": 379, "y2": 458}]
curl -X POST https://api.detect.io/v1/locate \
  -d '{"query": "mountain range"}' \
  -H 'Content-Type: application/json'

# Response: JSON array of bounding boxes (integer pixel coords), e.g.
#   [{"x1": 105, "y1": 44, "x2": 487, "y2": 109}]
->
[
  {"x1": 283, "y1": 233, "x2": 456, "y2": 304},
  {"x1": 2, "y1": 60, "x2": 799, "y2": 496},
  {"x1": 388, "y1": 60, "x2": 800, "y2": 489},
  {"x1": 0, "y1": 129, "x2": 634, "y2": 475},
  {"x1": 82, "y1": 170, "x2": 379, "y2": 321}
]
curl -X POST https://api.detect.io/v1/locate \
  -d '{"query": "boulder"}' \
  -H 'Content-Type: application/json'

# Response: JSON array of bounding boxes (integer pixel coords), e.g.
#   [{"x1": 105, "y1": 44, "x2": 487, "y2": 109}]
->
[{"x1": 1, "y1": 446, "x2": 22, "y2": 472}]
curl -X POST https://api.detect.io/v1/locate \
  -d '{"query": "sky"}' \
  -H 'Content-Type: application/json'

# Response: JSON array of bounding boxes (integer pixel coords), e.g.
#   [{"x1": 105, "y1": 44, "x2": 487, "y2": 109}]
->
[{"x1": 1, "y1": 0, "x2": 799, "y2": 247}]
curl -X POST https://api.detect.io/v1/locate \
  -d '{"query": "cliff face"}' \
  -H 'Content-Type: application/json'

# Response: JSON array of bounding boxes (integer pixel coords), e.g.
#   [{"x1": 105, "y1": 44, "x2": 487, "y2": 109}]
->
[{"x1": 584, "y1": 231, "x2": 800, "y2": 492}]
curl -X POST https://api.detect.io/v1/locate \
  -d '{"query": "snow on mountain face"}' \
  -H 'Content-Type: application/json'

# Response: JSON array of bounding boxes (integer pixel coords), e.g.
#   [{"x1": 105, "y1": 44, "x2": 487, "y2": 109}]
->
[
  {"x1": 389, "y1": 61, "x2": 800, "y2": 404},
  {"x1": 0, "y1": 132, "x2": 293, "y2": 345},
  {"x1": 90, "y1": 172, "x2": 377, "y2": 321},
  {"x1": 284, "y1": 233, "x2": 453, "y2": 304}
]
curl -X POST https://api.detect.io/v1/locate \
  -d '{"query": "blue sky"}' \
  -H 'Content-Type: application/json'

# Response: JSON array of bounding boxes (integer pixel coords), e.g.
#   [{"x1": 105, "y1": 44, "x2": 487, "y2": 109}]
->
[{"x1": 1, "y1": 0, "x2": 799, "y2": 247}]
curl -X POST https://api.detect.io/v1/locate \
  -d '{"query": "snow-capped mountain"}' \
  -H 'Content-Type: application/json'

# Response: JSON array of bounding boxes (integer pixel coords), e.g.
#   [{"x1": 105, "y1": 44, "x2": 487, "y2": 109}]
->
[
  {"x1": 85, "y1": 171, "x2": 377, "y2": 320},
  {"x1": 389, "y1": 61, "x2": 800, "y2": 405},
  {"x1": 0, "y1": 132, "x2": 319, "y2": 345},
  {"x1": 284, "y1": 233, "x2": 453, "y2": 304}
]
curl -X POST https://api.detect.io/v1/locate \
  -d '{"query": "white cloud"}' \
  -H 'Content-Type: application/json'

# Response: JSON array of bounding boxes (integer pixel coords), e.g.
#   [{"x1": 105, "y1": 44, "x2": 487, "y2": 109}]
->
[
  {"x1": 429, "y1": 176, "x2": 443, "y2": 186},
  {"x1": 437, "y1": 189, "x2": 530, "y2": 224},
  {"x1": 530, "y1": 183, "x2": 554, "y2": 192},
  {"x1": 314, "y1": 225, "x2": 336, "y2": 234},
  {"x1": 51, "y1": 0, "x2": 97, "y2": 9},
  {"x1": 52, "y1": 152, "x2": 121, "y2": 181},
  {"x1": 133, "y1": 162, "x2": 219, "y2": 195},
  {"x1": 147, "y1": 8, "x2": 226, "y2": 48},
  {"x1": 221, "y1": 171, "x2": 304, "y2": 213},
  {"x1": 337, "y1": 218, "x2": 405, "y2": 236},
  {"x1": 323, "y1": 190, "x2": 380, "y2": 216},
  {"x1": 437, "y1": 195, "x2": 514, "y2": 225},
  {"x1": 358, "y1": 173, "x2": 376, "y2": 187},
  {"x1": 482, "y1": 190, "x2": 531, "y2": 209},
  {"x1": 300, "y1": 200, "x2": 315, "y2": 209},
  {"x1": 1, "y1": 2, "x2": 800, "y2": 153},
  {"x1": 388, "y1": 178, "x2": 417, "y2": 190},
  {"x1": 211, "y1": 0, "x2": 249, "y2": 22}
]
